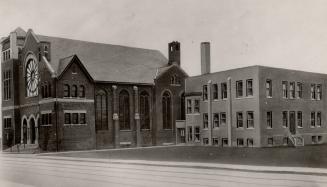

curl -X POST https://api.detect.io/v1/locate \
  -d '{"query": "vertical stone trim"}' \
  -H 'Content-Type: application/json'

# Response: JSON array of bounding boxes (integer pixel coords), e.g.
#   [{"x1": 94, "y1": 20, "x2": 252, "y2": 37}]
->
[
  {"x1": 21, "y1": 121, "x2": 23, "y2": 144},
  {"x1": 134, "y1": 86, "x2": 141, "y2": 147},
  {"x1": 112, "y1": 85, "x2": 120, "y2": 148},
  {"x1": 207, "y1": 80, "x2": 212, "y2": 145},
  {"x1": 227, "y1": 77, "x2": 232, "y2": 147},
  {"x1": 35, "y1": 116, "x2": 39, "y2": 145},
  {"x1": 27, "y1": 120, "x2": 31, "y2": 144}
]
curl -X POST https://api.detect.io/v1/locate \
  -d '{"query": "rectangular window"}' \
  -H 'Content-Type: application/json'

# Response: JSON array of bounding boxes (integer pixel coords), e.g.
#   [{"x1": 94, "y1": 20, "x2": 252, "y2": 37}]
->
[
  {"x1": 282, "y1": 111, "x2": 288, "y2": 127},
  {"x1": 203, "y1": 138, "x2": 209, "y2": 145},
  {"x1": 194, "y1": 100, "x2": 200, "y2": 113},
  {"x1": 236, "y1": 80, "x2": 243, "y2": 98},
  {"x1": 267, "y1": 111, "x2": 272, "y2": 128},
  {"x1": 237, "y1": 112, "x2": 243, "y2": 128},
  {"x1": 296, "y1": 82, "x2": 303, "y2": 98},
  {"x1": 311, "y1": 84, "x2": 316, "y2": 100},
  {"x1": 213, "y1": 138, "x2": 219, "y2": 146},
  {"x1": 237, "y1": 138, "x2": 244, "y2": 147},
  {"x1": 317, "y1": 112, "x2": 321, "y2": 127},
  {"x1": 41, "y1": 113, "x2": 52, "y2": 126},
  {"x1": 220, "y1": 112, "x2": 226, "y2": 125},
  {"x1": 3, "y1": 70, "x2": 11, "y2": 100},
  {"x1": 282, "y1": 81, "x2": 288, "y2": 98},
  {"x1": 186, "y1": 99, "x2": 192, "y2": 114},
  {"x1": 246, "y1": 79, "x2": 253, "y2": 96},
  {"x1": 222, "y1": 138, "x2": 228, "y2": 147},
  {"x1": 203, "y1": 85, "x2": 208, "y2": 100},
  {"x1": 213, "y1": 84, "x2": 218, "y2": 100},
  {"x1": 268, "y1": 137, "x2": 273, "y2": 146},
  {"x1": 3, "y1": 118, "x2": 12, "y2": 129},
  {"x1": 72, "y1": 113, "x2": 78, "y2": 124},
  {"x1": 317, "y1": 84, "x2": 322, "y2": 100},
  {"x1": 64, "y1": 113, "x2": 71, "y2": 124},
  {"x1": 221, "y1": 83, "x2": 227, "y2": 99},
  {"x1": 318, "y1": 136, "x2": 323, "y2": 143},
  {"x1": 247, "y1": 138, "x2": 253, "y2": 147},
  {"x1": 297, "y1": 111, "x2": 302, "y2": 128},
  {"x1": 188, "y1": 126, "x2": 192, "y2": 142},
  {"x1": 266, "y1": 79, "x2": 272, "y2": 98},
  {"x1": 289, "y1": 82, "x2": 295, "y2": 99},
  {"x1": 311, "y1": 112, "x2": 316, "y2": 127},
  {"x1": 203, "y1": 113, "x2": 208, "y2": 129},
  {"x1": 247, "y1": 111, "x2": 254, "y2": 128},
  {"x1": 213, "y1": 113, "x2": 219, "y2": 128},
  {"x1": 312, "y1": 136, "x2": 317, "y2": 144},
  {"x1": 80, "y1": 113, "x2": 86, "y2": 124},
  {"x1": 194, "y1": 126, "x2": 200, "y2": 142},
  {"x1": 283, "y1": 137, "x2": 289, "y2": 146}
]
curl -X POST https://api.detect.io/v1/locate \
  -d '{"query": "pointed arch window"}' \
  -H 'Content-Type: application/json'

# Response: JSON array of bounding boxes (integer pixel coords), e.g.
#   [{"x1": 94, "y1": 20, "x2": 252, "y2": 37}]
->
[
  {"x1": 119, "y1": 90, "x2": 130, "y2": 130},
  {"x1": 63, "y1": 84, "x2": 70, "y2": 97},
  {"x1": 71, "y1": 85, "x2": 77, "y2": 97},
  {"x1": 79, "y1": 85, "x2": 85, "y2": 97},
  {"x1": 162, "y1": 91, "x2": 172, "y2": 129},
  {"x1": 140, "y1": 91, "x2": 150, "y2": 129},
  {"x1": 96, "y1": 90, "x2": 108, "y2": 131}
]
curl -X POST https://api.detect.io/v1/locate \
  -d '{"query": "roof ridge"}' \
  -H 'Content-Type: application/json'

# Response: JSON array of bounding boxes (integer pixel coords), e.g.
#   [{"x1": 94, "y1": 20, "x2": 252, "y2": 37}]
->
[{"x1": 37, "y1": 34, "x2": 160, "y2": 52}]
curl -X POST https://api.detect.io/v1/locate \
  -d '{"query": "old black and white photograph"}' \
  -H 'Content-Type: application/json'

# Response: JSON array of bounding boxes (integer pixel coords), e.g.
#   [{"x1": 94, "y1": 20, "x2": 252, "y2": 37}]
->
[{"x1": 1, "y1": 0, "x2": 327, "y2": 186}]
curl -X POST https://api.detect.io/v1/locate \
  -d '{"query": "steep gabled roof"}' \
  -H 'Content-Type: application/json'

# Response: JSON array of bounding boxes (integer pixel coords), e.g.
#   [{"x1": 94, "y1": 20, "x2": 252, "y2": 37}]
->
[
  {"x1": 36, "y1": 35, "x2": 168, "y2": 84},
  {"x1": 13, "y1": 27, "x2": 26, "y2": 37},
  {"x1": 155, "y1": 64, "x2": 188, "y2": 79}
]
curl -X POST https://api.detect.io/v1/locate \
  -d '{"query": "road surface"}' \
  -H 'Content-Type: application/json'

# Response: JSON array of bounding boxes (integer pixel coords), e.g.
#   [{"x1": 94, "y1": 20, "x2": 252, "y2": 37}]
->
[{"x1": 0, "y1": 153, "x2": 326, "y2": 187}]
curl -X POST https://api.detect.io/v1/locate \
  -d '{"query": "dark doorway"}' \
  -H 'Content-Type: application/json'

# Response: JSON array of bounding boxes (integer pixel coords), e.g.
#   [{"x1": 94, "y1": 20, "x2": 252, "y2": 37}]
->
[
  {"x1": 30, "y1": 118, "x2": 36, "y2": 144},
  {"x1": 289, "y1": 111, "x2": 296, "y2": 135},
  {"x1": 23, "y1": 119, "x2": 27, "y2": 144},
  {"x1": 177, "y1": 128, "x2": 185, "y2": 143}
]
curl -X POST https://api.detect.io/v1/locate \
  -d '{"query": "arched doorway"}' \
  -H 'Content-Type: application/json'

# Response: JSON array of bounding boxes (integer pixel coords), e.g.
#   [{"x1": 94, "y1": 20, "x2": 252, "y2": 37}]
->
[
  {"x1": 23, "y1": 119, "x2": 28, "y2": 144},
  {"x1": 30, "y1": 118, "x2": 36, "y2": 144}
]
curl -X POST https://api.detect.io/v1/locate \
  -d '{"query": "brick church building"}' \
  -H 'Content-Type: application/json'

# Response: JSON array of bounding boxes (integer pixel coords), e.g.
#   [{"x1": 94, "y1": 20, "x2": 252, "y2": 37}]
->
[{"x1": 1, "y1": 28, "x2": 187, "y2": 151}]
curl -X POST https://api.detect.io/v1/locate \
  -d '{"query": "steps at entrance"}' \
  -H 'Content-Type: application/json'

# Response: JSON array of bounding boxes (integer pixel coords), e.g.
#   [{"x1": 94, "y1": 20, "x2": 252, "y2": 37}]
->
[
  {"x1": 288, "y1": 133, "x2": 304, "y2": 147},
  {"x1": 3, "y1": 144, "x2": 40, "y2": 154}
]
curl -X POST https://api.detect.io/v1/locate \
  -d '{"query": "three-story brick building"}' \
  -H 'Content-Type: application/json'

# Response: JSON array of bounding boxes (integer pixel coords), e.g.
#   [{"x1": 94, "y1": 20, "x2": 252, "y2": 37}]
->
[{"x1": 184, "y1": 42, "x2": 327, "y2": 147}]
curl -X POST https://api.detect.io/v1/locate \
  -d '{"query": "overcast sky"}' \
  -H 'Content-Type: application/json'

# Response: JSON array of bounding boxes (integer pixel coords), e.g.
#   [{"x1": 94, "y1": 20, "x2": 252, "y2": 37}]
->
[
  {"x1": 2, "y1": 0, "x2": 327, "y2": 76},
  {"x1": 2, "y1": 0, "x2": 327, "y2": 138}
]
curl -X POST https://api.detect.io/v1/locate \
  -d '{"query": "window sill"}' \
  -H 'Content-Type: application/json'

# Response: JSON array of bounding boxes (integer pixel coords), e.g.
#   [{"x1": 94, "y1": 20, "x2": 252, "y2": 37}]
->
[
  {"x1": 266, "y1": 127, "x2": 273, "y2": 129},
  {"x1": 236, "y1": 127, "x2": 244, "y2": 130},
  {"x1": 64, "y1": 124, "x2": 87, "y2": 126},
  {"x1": 247, "y1": 127, "x2": 255, "y2": 130},
  {"x1": 310, "y1": 126, "x2": 315, "y2": 128},
  {"x1": 213, "y1": 127, "x2": 219, "y2": 130},
  {"x1": 186, "y1": 113, "x2": 201, "y2": 116},
  {"x1": 297, "y1": 126, "x2": 303, "y2": 129},
  {"x1": 170, "y1": 84, "x2": 181, "y2": 86},
  {"x1": 40, "y1": 125, "x2": 53, "y2": 127},
  {"x1": 120, "y1": 129, "x2": 132, "y2": 132},
  {"x1": 266, "y1": 96, "x2": 272, "y2": 99},
  {"x1": 282, "y1": 126, "x2": 288, "y2": 128}
]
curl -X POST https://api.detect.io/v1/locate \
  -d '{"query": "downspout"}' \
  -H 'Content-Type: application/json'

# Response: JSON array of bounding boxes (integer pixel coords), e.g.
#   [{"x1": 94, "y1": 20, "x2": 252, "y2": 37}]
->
[
  {"x1": 55, "y1": 77, "x2": 59, "y2": 152},
  {"x1": 227, "y1": 77, "x2": 232, "y2": 147}
]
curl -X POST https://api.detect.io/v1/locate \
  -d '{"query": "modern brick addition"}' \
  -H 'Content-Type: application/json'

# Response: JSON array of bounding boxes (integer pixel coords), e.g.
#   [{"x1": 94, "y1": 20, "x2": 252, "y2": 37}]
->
[{"x1": 185, "y1": 65, "x2": 327, "y2": 147}]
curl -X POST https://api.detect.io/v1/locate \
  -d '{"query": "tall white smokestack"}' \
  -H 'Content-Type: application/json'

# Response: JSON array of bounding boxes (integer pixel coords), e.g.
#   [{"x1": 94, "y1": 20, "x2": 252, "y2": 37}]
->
[{"x1": 201, "y1": 42, "x2": 210, "y2": 75}]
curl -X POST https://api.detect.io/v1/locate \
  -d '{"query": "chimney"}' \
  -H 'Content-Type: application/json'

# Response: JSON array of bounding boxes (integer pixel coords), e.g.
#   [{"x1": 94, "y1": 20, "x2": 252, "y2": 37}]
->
[
  {"x1": 9, "y1": 31, "x2": 18, "y2": 59},
  {"x1": 168, "y1": 41, "x2": 180, "y2": 66},
  {"x1": 201, "y1": 42, "x2": 210, "y2": 75}
]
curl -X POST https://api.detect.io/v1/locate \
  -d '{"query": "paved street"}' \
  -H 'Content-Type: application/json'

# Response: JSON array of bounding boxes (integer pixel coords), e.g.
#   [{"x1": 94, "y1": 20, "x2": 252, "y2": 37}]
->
[{"x1": 0, "y1": 153, "x2": 327, "y2": 187}]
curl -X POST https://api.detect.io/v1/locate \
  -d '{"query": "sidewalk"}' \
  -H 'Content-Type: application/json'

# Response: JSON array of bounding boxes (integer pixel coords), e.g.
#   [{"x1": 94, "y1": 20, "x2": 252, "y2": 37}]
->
[{"x1": 36, "y1": 154, "x2": 327, "y2": 176}]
